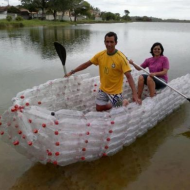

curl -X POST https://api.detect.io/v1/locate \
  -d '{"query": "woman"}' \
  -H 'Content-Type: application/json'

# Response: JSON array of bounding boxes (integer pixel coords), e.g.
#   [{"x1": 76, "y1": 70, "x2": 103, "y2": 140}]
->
[{"x1": 129, "y1": 42, "x2": 169, "y2": 100}]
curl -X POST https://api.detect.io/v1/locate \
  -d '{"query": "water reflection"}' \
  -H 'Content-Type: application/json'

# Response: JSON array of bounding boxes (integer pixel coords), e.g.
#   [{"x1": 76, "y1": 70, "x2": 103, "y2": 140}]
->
[
  {"x1": 181, "y1": 131, "x2": 190, "y2": 138},
  {"x1": 0, "y1": 26, "x2": 91, "y2": 60},
  {"x1": 28, "y1": 27, "x2": 91, "y2": 59},
  {"x1": 10, "y1": 105, "x2": 188, "y2": 189}
]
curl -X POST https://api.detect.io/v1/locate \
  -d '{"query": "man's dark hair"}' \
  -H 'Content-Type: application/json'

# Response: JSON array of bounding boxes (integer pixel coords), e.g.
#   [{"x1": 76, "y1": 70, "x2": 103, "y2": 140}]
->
[
  {"x1": 150, "y1": 42, "x2": 164, "y2": 56},
  {"x1": 105, "y1": 32, "x2": 118, "y2": 43}
]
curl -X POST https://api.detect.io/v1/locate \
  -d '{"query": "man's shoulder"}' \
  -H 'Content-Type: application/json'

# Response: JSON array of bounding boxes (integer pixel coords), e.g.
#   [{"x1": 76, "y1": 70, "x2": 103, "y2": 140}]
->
[
  {"x1": 94, "y1": 50, "x2": 107, "y2": 57},
  {"x1": 115, "y1": 50, "x2": 128, "y2": 63},
  {"x1": 90, "y1": 50, "x2": 107, "y2": 65},
  {"x1": 116, "y1": 50, "x2": 125, "y2": 57}
]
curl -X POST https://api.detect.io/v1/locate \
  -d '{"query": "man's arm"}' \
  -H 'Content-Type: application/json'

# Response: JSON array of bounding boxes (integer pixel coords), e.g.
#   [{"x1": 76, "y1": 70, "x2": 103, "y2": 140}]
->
[
  {"x1": 65, "y1": 61, "x2": 93, "y2": 77},
  {"x1": 124, "y1": 71, "x2": 142, "y2": 105}
]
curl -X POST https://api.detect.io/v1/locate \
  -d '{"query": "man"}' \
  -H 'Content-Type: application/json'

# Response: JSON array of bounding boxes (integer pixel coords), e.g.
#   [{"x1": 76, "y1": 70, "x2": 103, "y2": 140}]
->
[{"x1": 65, "y1": 32, "x2": 141, "y2": 111}]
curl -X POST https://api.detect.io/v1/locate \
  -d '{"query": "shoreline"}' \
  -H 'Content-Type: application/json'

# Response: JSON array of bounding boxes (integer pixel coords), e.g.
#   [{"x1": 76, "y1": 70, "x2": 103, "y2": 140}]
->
[{"x1": 1, "y1": 19, "x2": 190, "y2": 29}]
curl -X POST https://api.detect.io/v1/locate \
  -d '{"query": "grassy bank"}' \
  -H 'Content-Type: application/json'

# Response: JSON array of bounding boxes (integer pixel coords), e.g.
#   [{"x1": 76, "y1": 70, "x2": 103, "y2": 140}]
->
[
  {"x1": 0, "y1": 19, "x2": 72, "y2": 29},
  {"x1": 0, "y1": 19, "x2": 128, "y2": 29}
]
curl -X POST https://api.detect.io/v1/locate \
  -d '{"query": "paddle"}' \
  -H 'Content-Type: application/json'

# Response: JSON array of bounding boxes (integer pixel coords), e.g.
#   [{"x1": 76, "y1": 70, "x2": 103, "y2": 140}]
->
[
  {"x1": 129, "y1": 60, "x2": 190, "y2": 102},
  {"x1": 54, "y1": 42, "x2": 67, "y2": 74}
]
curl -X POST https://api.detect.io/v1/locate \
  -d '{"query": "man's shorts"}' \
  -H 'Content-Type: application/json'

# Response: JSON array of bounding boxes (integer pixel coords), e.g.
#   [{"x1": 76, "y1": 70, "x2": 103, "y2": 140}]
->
[
  {"x1": 96, "y1": 89, "x2": 123, "y2": 107},
  {"x1": 142, "y1": 74, "x2": 166, "y2": 90}
]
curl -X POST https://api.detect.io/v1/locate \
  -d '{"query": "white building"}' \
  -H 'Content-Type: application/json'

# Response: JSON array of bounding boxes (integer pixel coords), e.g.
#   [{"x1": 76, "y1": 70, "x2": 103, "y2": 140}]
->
[{"x1": 0, "y1": 6, "x2": 8, "y2": 19}]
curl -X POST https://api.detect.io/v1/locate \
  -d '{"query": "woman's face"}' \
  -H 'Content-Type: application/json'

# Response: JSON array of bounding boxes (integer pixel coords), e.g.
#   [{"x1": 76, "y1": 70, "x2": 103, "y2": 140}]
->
[{"x1": 153, "y1": 45, "x2": 162, "y2": 57}]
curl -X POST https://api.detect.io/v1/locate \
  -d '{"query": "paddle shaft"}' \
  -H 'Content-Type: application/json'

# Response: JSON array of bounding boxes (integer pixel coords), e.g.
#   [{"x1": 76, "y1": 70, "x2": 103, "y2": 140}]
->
[
  {"x1": 63, "y1": 65, "x2": 67, "y2": 75},
  {"x1": 131, "y1": 62, "x2": 190, "y2": 102}
]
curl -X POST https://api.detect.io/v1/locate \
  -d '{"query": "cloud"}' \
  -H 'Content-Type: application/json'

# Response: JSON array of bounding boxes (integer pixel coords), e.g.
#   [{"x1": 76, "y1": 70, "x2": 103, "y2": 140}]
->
[{"x1": 87, "y1": 0, "x2": 190, "y2": 19}]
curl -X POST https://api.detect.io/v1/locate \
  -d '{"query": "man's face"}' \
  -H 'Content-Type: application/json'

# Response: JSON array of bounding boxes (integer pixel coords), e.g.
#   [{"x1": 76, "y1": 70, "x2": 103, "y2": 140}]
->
[{"x1": 104, "y1": 36, "x2": 117, "y2": 54}]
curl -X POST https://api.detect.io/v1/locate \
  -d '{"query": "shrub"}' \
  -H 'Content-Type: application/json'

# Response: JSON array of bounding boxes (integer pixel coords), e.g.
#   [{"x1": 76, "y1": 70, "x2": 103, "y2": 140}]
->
[
  {"x1": 0, "y1": 23, "x2": 6, "y2": 28},
  {"x1": 16, "y1": 16, "x2": 23, "y2": 21},
  {"x1": 6, "y1": 15, "x2": 12, "y2": 21},
  {"x1": 7, "y1": 6, "x2": 20, "y2": 14}
]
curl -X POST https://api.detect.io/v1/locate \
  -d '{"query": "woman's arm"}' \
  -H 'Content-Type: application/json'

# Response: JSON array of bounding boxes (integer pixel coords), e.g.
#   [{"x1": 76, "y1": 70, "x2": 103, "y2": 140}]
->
[
  {"x1": 129, "y1": 59, "x2": 142, "y2": 71},
  {"x1": 149, "y1": 68, "x2": 168, "y2": 77}
]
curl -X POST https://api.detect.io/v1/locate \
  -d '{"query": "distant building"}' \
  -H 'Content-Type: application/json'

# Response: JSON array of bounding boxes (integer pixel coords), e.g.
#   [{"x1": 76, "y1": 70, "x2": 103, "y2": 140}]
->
[
  {"x1": 95, "y1": 16, "x2": 102, "y2": 21},
  {"x1": 46, "y1": 10, "x2": 70, "y2": 21},
  {"x1": 0, "y1": 6, "x2": 8, "y2": 19},
  {"x1": 19, "y1": 8, "x2": 32, "y2": 19}
]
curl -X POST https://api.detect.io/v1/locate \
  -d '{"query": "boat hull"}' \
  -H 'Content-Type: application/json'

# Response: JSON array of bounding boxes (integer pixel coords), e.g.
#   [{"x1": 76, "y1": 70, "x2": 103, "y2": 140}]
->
[{"x1": 0, "y1": 70, "x2": 190, "y2": 166}]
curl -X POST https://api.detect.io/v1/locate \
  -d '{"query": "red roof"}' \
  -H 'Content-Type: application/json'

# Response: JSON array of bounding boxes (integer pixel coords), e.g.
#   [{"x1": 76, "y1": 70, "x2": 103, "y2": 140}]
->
[
  {"x1": 0, "y1": 6, "x2": 8, "y2": 12},
  {"x1": 20, "y1": 8, "x2": 30, "y2": 13}
]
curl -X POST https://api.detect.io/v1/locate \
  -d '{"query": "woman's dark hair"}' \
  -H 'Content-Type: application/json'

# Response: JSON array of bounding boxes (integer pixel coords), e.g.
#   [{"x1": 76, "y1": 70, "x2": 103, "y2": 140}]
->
[
  {"x1": 150, "y1": 42, "x2": 164, "y2": 56},
  {"x1": 105, "y1": 32, "x2": 118, "y2": 43}
]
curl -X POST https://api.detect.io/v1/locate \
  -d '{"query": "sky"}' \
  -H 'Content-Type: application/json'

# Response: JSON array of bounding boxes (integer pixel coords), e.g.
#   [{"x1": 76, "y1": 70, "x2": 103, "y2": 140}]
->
[{"x1": 1, "y1": 0, "x2": 190, "y2": 20}]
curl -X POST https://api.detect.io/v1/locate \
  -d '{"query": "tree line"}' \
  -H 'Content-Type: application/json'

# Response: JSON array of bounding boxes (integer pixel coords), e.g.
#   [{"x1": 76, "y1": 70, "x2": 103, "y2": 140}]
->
[{"x1": 7, "y1": 0, "x2": 131, "y2": 21}]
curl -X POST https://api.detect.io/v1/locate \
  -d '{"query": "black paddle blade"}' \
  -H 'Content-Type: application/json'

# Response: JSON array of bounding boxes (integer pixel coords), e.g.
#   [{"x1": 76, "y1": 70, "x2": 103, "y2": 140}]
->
[
  {"x1": 187, "y1": 98, "x2": 190, "y2": 102},
  {"x1": 54, "y1": 42, "x2": 66, "y2": 66}
]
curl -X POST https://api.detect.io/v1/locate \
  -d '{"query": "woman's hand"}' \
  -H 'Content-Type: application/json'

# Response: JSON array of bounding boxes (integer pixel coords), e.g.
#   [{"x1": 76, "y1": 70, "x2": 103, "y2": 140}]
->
[
  {"x1": 150, "y1": 69, "x2": 168, "y2": 78},
  {"x1": 149, "y1": 73, "x2": 156, "y2": 78}
]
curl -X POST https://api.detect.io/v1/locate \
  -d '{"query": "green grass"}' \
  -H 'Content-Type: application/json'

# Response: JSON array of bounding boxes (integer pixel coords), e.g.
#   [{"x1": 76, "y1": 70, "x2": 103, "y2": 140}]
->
[
  {"x1": 21, "y1": 19, "x2": 72, "y2": 27},
  {"x1": 0, "y1": 19, "x2": 72, "y2": 28},
  {"x1": 0, "y1": 19, "x2": 129, "y2": 29},
  {"x1": 76, "y1": 20, "x2": 127, "y2": 24},
  {"x1": 0, "y1": 19, "x2": 24, "y2": 28}
]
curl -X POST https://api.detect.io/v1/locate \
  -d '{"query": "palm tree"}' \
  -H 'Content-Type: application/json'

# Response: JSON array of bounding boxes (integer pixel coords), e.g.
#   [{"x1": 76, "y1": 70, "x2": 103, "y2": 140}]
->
[{"x1": 124, "y1": 10, "x2": 130, "y2": 16}]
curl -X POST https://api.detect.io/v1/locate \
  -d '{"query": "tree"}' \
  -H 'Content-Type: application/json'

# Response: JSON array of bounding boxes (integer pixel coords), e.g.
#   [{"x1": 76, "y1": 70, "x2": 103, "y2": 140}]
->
[
  {"x1": 124, "y1": 10, "x2": 130, "y2": 16},
  {"x1": 47, "y1": 0, "x2": 70, "y2": 20},
  {"x1": 101, "y1": 12, "x2": 116, "y2": 21},
  {"x1": 20, "y1": 0, "x2": 49, "y2": 19},
  {"x1": 20, "y1": 1, "x2": 38, "y2": 12},
  {"x1": 69, "y1": 0, "x2": 91, "y2": 22},
  {"x1": 88, "y1": 6, "x2": 101, "y2": 20},
  {"x1": 20, "y1": 0, "x2": 94, "y2": 21},
  {"x1": 122, "y1": 9, "x2": 131, "y2": 21},
  {"x1": 115, "y1": 13, "x2": 120, "y2": 21},
  {"x1": 7, "y1": 6, "x2": 21, "y2": 13}
]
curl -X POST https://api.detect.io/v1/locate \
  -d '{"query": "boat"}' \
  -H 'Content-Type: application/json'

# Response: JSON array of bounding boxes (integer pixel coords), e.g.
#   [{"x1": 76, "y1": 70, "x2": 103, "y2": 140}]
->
[{"x1": 0, "y1": 68, "x2": 190, "y2": 166}]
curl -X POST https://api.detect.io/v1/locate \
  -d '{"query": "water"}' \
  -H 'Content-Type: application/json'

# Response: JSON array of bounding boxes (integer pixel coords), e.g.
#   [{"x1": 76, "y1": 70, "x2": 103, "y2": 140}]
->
[{"x1": 0, "y1": 22, "x2": 190, "y2": 189}]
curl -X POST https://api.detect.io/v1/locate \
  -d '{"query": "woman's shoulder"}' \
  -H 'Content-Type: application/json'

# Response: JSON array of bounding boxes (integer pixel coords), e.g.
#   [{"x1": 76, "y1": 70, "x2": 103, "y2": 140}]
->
[
  {"x1": 144, "y1": 57, "x2": 154, "y2": 62},
  {"x1": 160, "y1": 56, "x2": 169, "y2": 62},
  {"x1": 148, "y1": 56, "x2": 169, "y2": 61},
  {"x1": 161, "y1": 55, "x2": 168, "y2": 58}
]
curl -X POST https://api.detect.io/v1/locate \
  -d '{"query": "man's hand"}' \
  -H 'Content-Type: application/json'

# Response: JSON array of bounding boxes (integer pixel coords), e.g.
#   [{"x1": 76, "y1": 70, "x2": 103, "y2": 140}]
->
[
  {"x1": 64, "y1": 61, "x2": 92, "y2": 78},
  {"x1": 64, "y1": 72, "x2": 72, "y2": 78},
  {"x1": 125, "y1": 71, "x2": 142, "y2": 105},
  {"x1": 132, "y1": 94, "x2": 142, "y2": 105}
]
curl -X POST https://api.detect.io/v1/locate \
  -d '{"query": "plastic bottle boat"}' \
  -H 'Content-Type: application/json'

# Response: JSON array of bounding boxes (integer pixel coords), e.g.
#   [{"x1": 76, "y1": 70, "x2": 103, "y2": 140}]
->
[{"x1": 0, "y1": 69, "x2": 190, "y2": 166}]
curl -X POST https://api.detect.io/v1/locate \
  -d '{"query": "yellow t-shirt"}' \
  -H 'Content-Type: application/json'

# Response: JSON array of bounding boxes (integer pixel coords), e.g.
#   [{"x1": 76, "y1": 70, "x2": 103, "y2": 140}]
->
[{"x1": 90, "y1": 50, "x2": 131, "y2": 94}]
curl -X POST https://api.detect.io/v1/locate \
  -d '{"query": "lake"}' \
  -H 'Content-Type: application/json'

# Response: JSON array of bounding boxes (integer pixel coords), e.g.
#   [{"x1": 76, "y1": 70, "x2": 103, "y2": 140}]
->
[{"x1": 0, "y1": 22, "x2": 190, "y2": 189}]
